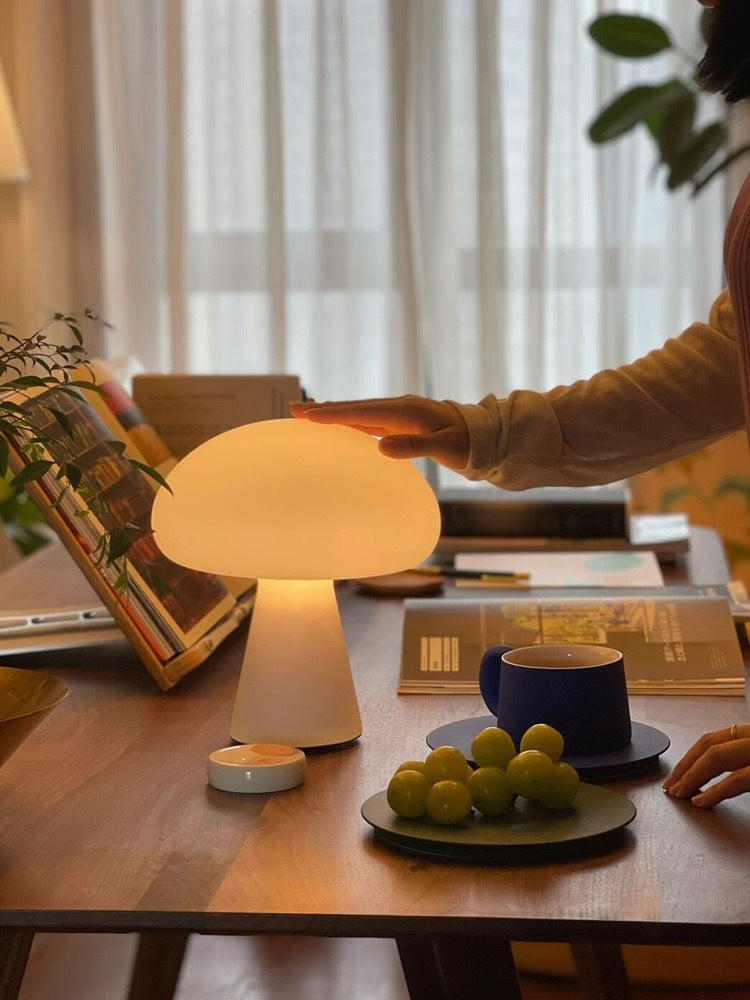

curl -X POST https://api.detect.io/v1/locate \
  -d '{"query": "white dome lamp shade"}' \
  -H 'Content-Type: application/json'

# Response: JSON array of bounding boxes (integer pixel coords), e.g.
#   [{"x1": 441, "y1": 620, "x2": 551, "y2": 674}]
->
[{"x1": 151, "y1": 419, "x2": 441, "y2": 750}]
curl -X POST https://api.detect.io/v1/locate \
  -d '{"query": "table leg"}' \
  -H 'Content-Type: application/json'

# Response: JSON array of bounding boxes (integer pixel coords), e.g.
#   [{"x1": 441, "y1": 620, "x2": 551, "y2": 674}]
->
[
  {"x1": 570, "y1": 941, "x2": 632, "y2": 1000},
  {"x1": 127, "y1": 930, "x2": 190, "y2": 1000},
  {"x1": 396, "y1": 934, "x2": 522, "y2": 1000},
  {"x1": 0, "y1": 929, "x2": 34, "y2": 1000}
]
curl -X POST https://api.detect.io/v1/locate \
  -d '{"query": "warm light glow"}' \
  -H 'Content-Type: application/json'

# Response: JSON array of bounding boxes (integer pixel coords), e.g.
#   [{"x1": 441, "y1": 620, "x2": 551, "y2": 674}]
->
[
  {"x1": 0, "y1": 59, "x2": 29, "y2": 182},
  {"x1": 152, "y1": 419, "x2": 441, "y2": 579},
  {"x1": 152, "y1": 418, "x2": 441, "y2": 749}
]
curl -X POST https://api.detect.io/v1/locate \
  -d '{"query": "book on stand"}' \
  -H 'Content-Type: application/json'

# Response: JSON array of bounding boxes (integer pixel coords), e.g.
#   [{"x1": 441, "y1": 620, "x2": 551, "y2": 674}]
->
[{"x1": 2, "y1": 369, "x2": 256, "y2": 690}]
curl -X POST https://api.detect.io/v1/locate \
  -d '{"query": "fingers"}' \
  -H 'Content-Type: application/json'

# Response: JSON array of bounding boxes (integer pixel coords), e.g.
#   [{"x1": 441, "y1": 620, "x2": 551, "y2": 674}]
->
[
  {"x1": 663, "y1": 728, "x2": 750, "y2": 807},
  {"x1": 663, "y1": 724, "x2": 747, "y2": 790},
  {"x1": 690, "y1": 766, "x2": 750, "y2": 808},
  {"x1": 378, "y1": 435, "x2": 431, "y2": 459},
  {"x1": 291, "y1": 399, "x2": 424, "y2": 441},
  {"x1": 290, "y1": 396, "x2": 471, "y2": 470},
  {"x1": 291, "y1": 395, "x2": 447, "y2": 433},
  {"x1": 379, "y1": 425, "x2": 468, "y2": 469},
  {"x1": 663, "y1": 728, "x2": 732, "y2": 790}
]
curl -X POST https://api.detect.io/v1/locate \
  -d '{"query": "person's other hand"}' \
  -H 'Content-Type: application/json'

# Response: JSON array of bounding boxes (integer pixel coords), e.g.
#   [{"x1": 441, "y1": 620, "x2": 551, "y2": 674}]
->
[
  {"x1": 290, "y1": 395, "x2": 471, "y2": 471},
  {"x1": 662, "y1": 723, "x2": 750, "y2": 807}
]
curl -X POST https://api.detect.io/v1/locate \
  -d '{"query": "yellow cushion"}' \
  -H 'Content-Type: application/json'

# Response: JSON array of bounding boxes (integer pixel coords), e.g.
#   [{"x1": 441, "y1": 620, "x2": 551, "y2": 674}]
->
[{"x1": 511, "y1": 942, "x2": 750, "y2": 987}]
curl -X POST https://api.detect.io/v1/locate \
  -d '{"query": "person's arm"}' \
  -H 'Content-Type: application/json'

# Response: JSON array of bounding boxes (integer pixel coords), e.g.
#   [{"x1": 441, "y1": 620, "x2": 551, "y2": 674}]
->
[
  {"x1": 452, "y1": 288, "x2": 744, "y2": 488},
  {"x1": 292, "y1": 290, "x2": 744, "y2": 489},
  {"x1": 663, "y1": 724, "x2": 750, "y2": 807}
]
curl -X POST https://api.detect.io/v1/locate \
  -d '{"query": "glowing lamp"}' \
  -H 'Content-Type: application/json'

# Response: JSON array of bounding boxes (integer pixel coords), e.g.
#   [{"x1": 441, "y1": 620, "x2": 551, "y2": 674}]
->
[{"x1": 151, "y1": 419, "x2": 440, "y2": 750}]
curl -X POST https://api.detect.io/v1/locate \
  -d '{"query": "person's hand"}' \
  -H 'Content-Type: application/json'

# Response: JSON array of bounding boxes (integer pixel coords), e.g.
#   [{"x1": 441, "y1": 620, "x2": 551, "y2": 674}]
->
[
  {"x1": 662, "y1": 723, "x2": 750, "y2": 807},
  {"x1": 290, "y1": 395, "x2": 471, "y2": 472}
]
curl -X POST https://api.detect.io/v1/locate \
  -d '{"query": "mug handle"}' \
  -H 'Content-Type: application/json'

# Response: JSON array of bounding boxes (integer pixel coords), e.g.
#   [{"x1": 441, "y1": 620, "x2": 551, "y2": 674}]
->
[{"x1": 478, "y1": 644, "x2": 514, "y2": 714}]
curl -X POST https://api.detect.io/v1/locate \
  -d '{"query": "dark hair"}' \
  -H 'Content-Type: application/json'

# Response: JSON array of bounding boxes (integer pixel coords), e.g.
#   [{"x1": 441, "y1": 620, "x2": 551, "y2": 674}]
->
[{"x1": 698, "y1": 2, "x2": 750, "y2": 104}]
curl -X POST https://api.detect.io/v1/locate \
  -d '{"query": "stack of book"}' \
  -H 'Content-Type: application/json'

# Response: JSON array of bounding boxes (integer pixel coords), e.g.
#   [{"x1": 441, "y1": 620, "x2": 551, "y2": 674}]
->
[{"x1": 436, "y1": 485, "x2": 690, "y2": 556}]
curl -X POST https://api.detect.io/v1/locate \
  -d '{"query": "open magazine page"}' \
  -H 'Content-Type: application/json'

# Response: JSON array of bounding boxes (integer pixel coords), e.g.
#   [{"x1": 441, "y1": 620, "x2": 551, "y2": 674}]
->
[
  {"x1": 400, "y1": 594, "x2": 746, "y2": 696},
  {"x1": 4, "y1": 382, "x2": 237, "y2": 655},
  {"x1": 73, "y1": 362, "x2": 252, "y2": 601},
  {"x1": 49, "y1": 486, "x2": 179, "y2": 659}
]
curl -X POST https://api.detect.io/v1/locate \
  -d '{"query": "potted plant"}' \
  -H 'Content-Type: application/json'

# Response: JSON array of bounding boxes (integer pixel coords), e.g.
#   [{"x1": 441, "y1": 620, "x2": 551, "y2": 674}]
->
[
  {"x1": 587, "y1": 10, "x2": 750, "y2": 194},
  {"x1": 0, "y1": 310, "x2": 167, "y2": 586}
]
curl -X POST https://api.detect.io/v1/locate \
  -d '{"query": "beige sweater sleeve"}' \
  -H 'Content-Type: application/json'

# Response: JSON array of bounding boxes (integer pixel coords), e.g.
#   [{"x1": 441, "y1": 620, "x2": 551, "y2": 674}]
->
[{"x1": 449, "y1": 290, "x2": 745, "y2": 490}]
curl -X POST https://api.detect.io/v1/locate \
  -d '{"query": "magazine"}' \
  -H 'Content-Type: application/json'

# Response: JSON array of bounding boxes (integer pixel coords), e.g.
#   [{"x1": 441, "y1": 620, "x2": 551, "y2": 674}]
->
[{"x1": 399, "y1": 592, "x2": 747, "y2": 696}]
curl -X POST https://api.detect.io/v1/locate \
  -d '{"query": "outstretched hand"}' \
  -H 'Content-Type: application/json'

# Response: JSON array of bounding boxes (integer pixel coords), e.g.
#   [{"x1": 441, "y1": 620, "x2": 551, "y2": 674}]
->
[
  {"x1": 290, "y1": 394, "x2": 471, "y2": 472},
  {"x1": 662, "y1": 723, "x2": 750, "y2": 807}
]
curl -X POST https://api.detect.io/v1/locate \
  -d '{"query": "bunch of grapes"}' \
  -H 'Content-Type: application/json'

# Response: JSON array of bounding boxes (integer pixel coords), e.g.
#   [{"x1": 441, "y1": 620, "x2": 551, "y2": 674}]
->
[{"x1": 386, "y1": 724, "x2": 580, "y2": 825}]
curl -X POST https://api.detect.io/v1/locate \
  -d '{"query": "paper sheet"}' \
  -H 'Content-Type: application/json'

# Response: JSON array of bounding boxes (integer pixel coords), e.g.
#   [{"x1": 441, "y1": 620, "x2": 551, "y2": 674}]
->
[{"x1": 454, "y1": 550, "x2": 664, "y2": 588}]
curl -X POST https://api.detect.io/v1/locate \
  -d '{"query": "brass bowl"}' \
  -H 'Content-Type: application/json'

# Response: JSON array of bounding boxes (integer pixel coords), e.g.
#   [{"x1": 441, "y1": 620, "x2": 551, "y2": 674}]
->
[{"x1": 0, "y1": 665, "x2": 69, "y2": 769}]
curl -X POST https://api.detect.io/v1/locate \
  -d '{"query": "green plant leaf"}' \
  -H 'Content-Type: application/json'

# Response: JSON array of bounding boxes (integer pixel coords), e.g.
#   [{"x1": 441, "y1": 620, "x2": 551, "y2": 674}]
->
[
  {"x1": 48, "y1": 407, "x2": 76, "y2": 437},
  {"x1": 713, "y1": 475, "x2": 750, "y2": 509},
  {"x1": 106, "y1": 439, "x2": 127, "y2": 457},
  {"x1": 60, "y1": 463, "x2": 83, "y2": 491},
  {"x1": 588, "y1": 79, "x2": 686, "y2": 144},
  {"x1": 588, "y1": 14, "x2": 672, "y2": 58},
  {"x1": 0, "y1": 400, "x2": 31, "y2": 417},
  {"x1": 645, "y1": 88, "x2": 697, "y2": 165},
  {"x1": 106, "y1": 526, "x2": 133, "y2": 562},
  {"x1": 113, "y1": 567, "x2": 128, "y2": 594},
  {"x1": 4, "y1": 375, "x2": 57, "y2": 388},
  {"x1": 129, "y1": 459, "x2": 173, "y2": 493},
  {"x1": 66, "y1": 379, "x2": 104, "y2": 393},
  {"x1": 0, "y1": 436, "x2": 8, "y2": 477},
  {"x1": 667, "y1": 121, "x2": 727, "y2": 189},
  {"x1": 659, "y1": 484, "x2": 695, "y2": 511},
  {"x1": 11, "y1": 459, "x2": 55, "y2": 486}
]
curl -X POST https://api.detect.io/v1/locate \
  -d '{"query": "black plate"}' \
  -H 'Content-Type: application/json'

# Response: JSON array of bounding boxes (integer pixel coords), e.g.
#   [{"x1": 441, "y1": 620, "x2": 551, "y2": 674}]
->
[
  {"x1": 426, "y1": 715, "x2": 669, "y2": 781},
  {"x1": 362, "y1": 784, "x2": 636, "y2": 863}
]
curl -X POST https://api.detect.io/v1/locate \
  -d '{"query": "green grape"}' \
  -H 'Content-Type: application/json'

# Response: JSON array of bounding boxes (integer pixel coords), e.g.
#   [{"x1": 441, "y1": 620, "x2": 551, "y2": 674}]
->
[
  {"x1": 395, "y1": 759, "x2": 428, "y2": 776},
  {"x1": 471, "y1": 726, "x2": 516, "y2": 769},
  {"x1": 519, "y1": 723, "x2": 565, "y2": 762},
  {"x1": 424, "y1": 745, "x2": 471, "y2": 785},
  {"x1": 426, "y1": 779, "x2": 473, "y2": 825},
  {"x1": 506, "y1": 749, "x2": 556, "y2": 801},
  {"x1": 539, "y1": 761, "x2": 581, "y2": 810},
  {"x1": 466, "y1": 766, "x2": 515, "y2": 816},
  {"x1": 386, "y1": 769, "x2": 431, "y2": 818}
]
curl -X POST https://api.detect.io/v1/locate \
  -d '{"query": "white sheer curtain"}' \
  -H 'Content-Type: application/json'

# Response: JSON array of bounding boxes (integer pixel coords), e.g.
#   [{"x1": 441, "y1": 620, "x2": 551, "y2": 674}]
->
[{"x1": 91, "y1": 0, "x2": 728, "y2": 480}]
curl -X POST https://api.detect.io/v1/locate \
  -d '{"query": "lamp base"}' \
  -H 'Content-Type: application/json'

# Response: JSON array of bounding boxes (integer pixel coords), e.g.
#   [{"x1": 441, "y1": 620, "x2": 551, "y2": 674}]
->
[
  {"x1": 301, "y1": 735, "x2": 361, "y2": 754},
  {"x1": 230, "y1": 579, "x2": 362, "y2": 750}
]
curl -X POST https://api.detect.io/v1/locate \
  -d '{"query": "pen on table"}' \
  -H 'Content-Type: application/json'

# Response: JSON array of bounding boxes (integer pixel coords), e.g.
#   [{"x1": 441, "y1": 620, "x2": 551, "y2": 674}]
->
[{"x1": 410, "y1": 565, "x2": 531, "y2": 582}]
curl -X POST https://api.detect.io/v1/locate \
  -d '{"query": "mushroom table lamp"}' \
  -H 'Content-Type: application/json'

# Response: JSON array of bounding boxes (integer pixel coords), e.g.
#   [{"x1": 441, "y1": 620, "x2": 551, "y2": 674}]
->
[{"x1": 151, "y1": 419, "x2": 441, "y2": 750}]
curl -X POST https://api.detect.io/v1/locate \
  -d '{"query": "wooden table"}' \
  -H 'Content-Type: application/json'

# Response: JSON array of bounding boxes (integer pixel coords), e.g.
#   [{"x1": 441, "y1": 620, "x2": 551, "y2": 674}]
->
[{"x1": 0, "y1": 528, "x2": 748, "y2": 1000}]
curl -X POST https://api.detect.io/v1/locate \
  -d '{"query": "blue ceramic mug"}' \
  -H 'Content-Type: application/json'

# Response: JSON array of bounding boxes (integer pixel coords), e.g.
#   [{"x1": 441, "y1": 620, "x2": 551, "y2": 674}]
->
[{"x1": 478, "y1": 643, "x2": 632, "y2": 756}]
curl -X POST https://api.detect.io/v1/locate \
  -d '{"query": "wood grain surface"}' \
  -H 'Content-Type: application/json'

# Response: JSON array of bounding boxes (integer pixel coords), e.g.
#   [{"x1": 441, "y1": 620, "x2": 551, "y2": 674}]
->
[{"x1": 0, "y1": 529, "x2": 747, "y2": 949}]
